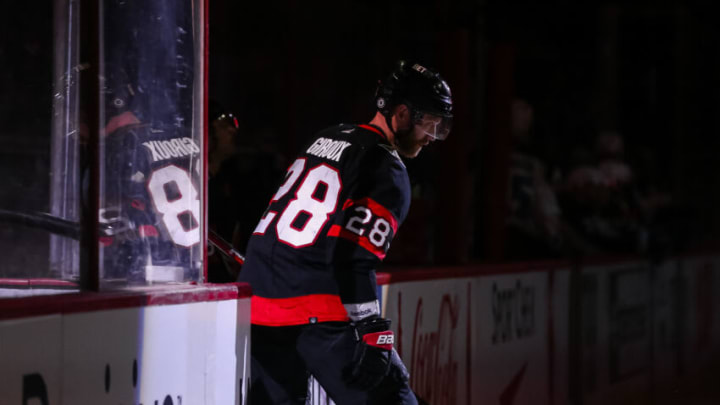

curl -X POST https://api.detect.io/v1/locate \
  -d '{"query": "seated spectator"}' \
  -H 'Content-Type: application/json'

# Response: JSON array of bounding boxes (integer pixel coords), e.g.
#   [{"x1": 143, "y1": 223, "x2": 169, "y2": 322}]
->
[
  {"x1": 505, "y1": 98, "x2": 595, "y2": 259},
  {"x1": 207, "y1": 100, "x2": 241, "y2": 282},
  {"x1": 556, "y1": 132, "x2": 646, "y2": 255},
  {"x1": 207, "y1": 117, "x2": 285, "y2": 283},
  {"x1": 208, "y1": 100, "x2": 240, "y2": 178},
  {"x1": 222, "y1": 125, "x2": 285, "y2": 253},
  {"x1": 595, "y1": 131, "x2": 633, "y2": 188}
]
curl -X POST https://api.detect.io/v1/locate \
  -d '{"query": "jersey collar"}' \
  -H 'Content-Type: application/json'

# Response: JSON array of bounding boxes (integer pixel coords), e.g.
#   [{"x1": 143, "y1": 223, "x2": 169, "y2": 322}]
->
[{"x1": 357, "y1": 124, "x2": 388, "y2": 141}]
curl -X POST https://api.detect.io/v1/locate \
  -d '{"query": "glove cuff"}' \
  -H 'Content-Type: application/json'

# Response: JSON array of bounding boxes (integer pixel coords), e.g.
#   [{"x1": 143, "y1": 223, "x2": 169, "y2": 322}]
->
[
  {"x1": 353, "y1": 317, "x2": 393, "y2": 350},
  {"x1": 353, "y1": 316, "x2": 391, "y2": 334},
  {"x1": 362, "y1": 330, "x2": 394, "y2": 350}
]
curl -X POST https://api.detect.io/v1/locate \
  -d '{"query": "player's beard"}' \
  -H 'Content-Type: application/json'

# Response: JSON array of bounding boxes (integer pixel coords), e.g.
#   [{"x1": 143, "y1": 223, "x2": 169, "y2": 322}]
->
[{"x1": 394, "y1": 125, "x2": 423, "y2": 158}]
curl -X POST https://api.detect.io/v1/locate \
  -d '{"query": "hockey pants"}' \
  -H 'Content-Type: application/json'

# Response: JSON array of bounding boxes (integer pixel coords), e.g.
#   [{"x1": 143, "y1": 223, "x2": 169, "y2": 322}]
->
[{"x1": 247, "y1": 322, "x2": 418, "y2": 405}]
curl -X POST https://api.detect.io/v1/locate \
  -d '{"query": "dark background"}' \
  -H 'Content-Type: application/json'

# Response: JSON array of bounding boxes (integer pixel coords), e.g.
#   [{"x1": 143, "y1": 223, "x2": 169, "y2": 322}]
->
[
  {"x1": 1, "y1": 0, "x2": 719, "y2": 276},
  {"x1": 208, "y1": 0, "x2": 720, "y2": 264},
  {"x1": 0, "y1": 2, "x2": 719, "y2": 402}
]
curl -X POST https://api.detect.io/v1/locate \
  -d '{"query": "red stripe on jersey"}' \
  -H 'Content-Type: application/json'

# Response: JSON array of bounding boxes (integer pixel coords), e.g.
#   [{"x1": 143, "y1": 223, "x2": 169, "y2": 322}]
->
[
  {"x1": 358, "y1": 124, "x2": 387, "y2": 140},
  {"x1": 250, "y1": 294, "x2": 349, "y2": 326},
  {"x1": 343, "y1": 197, "x2": 399, "y2": 232},
  {"x1": 328, "y1": 225, "x2": 387, "y2": 259}
]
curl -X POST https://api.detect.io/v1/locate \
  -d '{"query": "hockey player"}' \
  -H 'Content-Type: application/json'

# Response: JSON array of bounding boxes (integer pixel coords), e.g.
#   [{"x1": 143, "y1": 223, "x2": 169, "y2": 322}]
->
[
  {"x1": 99, "y1": 66, "x2": 202, "y2": 283},
  {"x1": 238, "y1": 60, "x2": 453, "y2": 404}
]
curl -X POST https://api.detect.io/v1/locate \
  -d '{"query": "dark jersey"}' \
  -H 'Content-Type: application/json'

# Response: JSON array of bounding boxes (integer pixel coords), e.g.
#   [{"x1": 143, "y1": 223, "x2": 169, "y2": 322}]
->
[
  {"x1": 101, "y1": 124, "x2": 202, "y2": 282},
  {"x1": 238, "y1": 124, "x2": 411, "y2": 326}
]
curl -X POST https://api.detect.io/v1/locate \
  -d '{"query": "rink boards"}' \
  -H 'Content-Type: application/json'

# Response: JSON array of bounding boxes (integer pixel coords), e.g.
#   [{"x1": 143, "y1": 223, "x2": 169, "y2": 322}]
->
[
  {"x1": 0, "y1": 284, "x2": 251, "y2": 405},
  {"x1": 1, "y1": 254, "x2": 719, "y2": 405},
  {"x1": 312, "y1": 254, "x2": 720, "y2": 405}
]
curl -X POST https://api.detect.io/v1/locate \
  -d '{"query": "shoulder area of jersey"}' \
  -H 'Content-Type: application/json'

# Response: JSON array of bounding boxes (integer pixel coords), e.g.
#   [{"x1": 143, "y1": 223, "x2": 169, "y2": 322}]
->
[
  {"x1": 343, "y1": 124, "x2": 405, "y2": 165},
  {"x1": 304, "y1": 131, "x2": 354, "y2": 163},
  {"x1": 304, "y1": 124, "x2": 399, "y2": 163},
  {"x1": 377, "y1": 143, "x2": 404, "y2": 166}
]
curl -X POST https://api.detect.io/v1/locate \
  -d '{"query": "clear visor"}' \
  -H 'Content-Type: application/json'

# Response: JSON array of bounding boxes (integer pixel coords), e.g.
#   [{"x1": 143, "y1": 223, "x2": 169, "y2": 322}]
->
[{"x1": 413, "y1": 112, "x2": 453, "y2": 140}]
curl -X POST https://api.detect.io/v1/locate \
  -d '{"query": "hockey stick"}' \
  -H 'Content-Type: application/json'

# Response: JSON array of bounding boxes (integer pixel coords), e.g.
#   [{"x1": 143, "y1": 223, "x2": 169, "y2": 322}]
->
[
  {"x1": 207, "y1": 230, "x2": 245, "y2": 265},
  {"x1": 0, "y1": 208, "x2": 244, "y2": 265},
  {"x1": 0, "y1": 208, "x2": 81, "y2": 240}
]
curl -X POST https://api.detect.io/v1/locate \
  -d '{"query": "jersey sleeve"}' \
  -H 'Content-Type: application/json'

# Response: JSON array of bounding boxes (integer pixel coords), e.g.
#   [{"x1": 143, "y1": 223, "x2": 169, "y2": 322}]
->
[
  {"x1": 100, "y1": 128, "x2": 152, "y2": 277},
  {"x1": 329, "y1": 145, "x2": 410, "y2": 319}
]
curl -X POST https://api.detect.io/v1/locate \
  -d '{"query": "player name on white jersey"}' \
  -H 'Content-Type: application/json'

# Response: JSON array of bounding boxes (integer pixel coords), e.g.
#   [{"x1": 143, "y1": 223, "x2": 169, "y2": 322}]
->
[
  {"x1": 142, "y1": 137, "x2": 200, "y2": 162},
  {"x1": 306, "y1": 137, "x2": 352, "y2": 162}
]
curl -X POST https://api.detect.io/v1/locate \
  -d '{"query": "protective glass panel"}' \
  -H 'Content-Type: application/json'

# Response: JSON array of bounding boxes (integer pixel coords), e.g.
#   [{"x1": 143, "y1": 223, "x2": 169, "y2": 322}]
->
[
  {"x1": 98, "y1": 1, "x2": 204, "y2": 287},
  {"x1": 0, "y1": 0, "x2": 81, "y2": 294}
]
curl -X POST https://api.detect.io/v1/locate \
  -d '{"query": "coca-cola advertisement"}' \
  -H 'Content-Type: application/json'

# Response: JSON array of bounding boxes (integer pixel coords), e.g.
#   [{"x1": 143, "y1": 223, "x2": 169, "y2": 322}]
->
[{"x1": 386, "y1": 278, "x2": 473, "y2": 405}]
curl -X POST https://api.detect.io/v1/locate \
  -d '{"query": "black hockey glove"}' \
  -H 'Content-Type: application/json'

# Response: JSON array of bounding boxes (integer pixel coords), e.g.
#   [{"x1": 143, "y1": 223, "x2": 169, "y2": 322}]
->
[
  {"x1": 388, "y1": 348, "x2": 410, "y2": 385},
  {"x1": 344, "y1": 316, "x2": 395, "y2": 390},
  {"x1": 368, "y1": 348, "x2": 413, "y2": 403}
]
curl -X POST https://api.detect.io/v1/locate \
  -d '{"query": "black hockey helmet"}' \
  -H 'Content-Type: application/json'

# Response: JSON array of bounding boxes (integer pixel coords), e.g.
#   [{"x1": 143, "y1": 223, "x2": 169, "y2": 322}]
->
[
  {"x1": 100, "y1": 65, "x2": 143, "y2": 121},
  {"x1": 375, "y1": 60, "x2": 453, "y2": 140}
]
